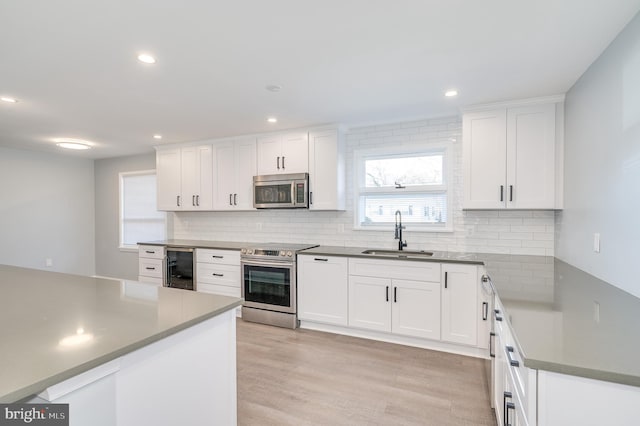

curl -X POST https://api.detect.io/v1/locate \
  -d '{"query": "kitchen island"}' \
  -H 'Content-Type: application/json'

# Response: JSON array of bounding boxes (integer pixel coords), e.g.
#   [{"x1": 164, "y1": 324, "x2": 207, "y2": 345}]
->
[{"x1": 0, "y1": 264, "x2": 242, "y2": 425}]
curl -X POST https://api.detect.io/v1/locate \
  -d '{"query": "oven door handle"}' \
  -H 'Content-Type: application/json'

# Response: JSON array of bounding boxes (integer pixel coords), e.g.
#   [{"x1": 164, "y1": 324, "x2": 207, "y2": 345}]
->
[{"x1": 242, "y1": 260, "x2": 294, "y2": 268}]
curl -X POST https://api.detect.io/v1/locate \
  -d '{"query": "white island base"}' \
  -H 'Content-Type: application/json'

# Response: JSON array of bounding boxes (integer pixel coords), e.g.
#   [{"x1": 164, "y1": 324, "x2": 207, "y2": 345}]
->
[{"x1": 31, "y1": 310, "x2": 237, "y2": 426}]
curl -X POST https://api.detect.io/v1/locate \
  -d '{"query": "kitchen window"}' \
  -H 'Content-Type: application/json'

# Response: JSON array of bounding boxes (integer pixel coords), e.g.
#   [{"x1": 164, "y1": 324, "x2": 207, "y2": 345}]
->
[
  {"x1": 354, "y1": 144, "x2": 452, "y2": 231},
  {"x1": 119, "y1": 170, "x2": 166, "y2": 250}
]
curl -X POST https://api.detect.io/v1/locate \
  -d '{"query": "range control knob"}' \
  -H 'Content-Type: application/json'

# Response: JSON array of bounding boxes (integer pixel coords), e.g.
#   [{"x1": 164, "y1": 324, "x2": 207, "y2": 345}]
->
[
  {"x1": 279, "y1": 250, "x2": 286, "y2": 256},
  {"x1": 241, "y1": 248, "x2": 246, "y2": 254},
  {"x1": 247, "y1": 249, "x2": 253, "y2": 255},
  {"x1": 286, "y1": 251, "x2": 293, "y2": 257}
]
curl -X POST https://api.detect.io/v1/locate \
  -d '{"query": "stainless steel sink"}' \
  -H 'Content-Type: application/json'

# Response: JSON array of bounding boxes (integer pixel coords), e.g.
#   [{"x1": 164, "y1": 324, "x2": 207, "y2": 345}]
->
[{"x1": 361, "y1": 249, "x2": 434, "y2": 258}]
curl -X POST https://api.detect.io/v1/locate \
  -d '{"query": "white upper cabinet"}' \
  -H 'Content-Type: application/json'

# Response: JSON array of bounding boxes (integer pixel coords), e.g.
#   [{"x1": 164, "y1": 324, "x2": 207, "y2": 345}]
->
[
  {"x1": 156, "y1": 149, "x2": 182, "y2": 211},
  {"x1": 213, "y1": 138, "x2": 256, "y2": 210},
  {"x1": 308, "y1": 129, "x2": 346, "y2": 210},
  {"x1": 463, "y1": 97, "x2": 563, "y2": 209},
  {"x1": 257, "y1": 132, "x2": 308, "y2": 175},
  {"x1": 156, "y1": 145, "x2": 213, "y2": 211}
]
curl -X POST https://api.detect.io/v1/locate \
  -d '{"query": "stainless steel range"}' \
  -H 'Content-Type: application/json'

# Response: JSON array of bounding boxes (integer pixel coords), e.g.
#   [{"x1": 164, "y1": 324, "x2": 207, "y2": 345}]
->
[{"x1": 240, "y1": 243, "x2": 318, "y2": 329}]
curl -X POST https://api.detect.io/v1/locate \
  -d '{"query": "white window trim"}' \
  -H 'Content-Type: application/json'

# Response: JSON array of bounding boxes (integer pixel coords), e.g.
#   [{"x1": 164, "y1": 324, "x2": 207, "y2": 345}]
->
[
  {"x1": 119, "y1": 169, "x2": 166, "y2": 251},
  {"x1": 353, "y1": 142, "x2": 453, "y2": 232}
]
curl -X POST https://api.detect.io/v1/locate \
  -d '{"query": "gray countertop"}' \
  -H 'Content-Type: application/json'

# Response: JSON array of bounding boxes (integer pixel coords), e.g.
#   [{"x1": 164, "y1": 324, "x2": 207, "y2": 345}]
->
[
  {"x1": 0, "y1": 264, "x2": 243, "y2": 403},
  {"x1": 139, "y1": 239, "x2": 250, "y2": 250},
  {"x1": 299, "y1": 246, "x2": 640, "y2": 388}
]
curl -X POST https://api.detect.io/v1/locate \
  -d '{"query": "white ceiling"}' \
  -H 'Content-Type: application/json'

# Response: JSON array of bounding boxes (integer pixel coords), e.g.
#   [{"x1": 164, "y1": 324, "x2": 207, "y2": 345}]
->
[{"x1": 1, "y1": 1, "x2": 639, "y2": 159}]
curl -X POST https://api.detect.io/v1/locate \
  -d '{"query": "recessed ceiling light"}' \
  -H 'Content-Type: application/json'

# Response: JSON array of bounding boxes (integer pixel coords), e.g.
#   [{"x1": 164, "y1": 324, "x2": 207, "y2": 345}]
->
[
  {"x1": 53, "y1": 138, "x2": 93, "y2": 150},
  {"x1": 1, "y1": 96, "x2": 18, "y2": 103},
  {"x1": 265, "y1": 84, "x2": 282, "y2": 92},
  {"x1": 267, "y1": 117, "x2": 278, "y2": 123},
  {"x1": 153, "y1": 134, "x2": 162, "y2": 140},
  {"x1": 137, "y1": 54, "x2": 156, "y2": 64},
  {"x1": 445, "y1": 89, "x2": 458, "y2": 97}
]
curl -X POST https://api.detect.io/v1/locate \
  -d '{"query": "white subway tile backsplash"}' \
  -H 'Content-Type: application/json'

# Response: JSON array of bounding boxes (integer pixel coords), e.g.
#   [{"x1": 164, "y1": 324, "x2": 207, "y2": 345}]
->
[{"x1": 172, "y1": 116, "x2": 555, "y2": 255}]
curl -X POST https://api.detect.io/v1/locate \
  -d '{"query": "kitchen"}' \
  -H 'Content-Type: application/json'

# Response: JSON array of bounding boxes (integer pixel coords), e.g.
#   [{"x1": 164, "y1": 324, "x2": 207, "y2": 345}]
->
[{"x1": 1, "y1": 1, "x2": 640, "y2": 425}]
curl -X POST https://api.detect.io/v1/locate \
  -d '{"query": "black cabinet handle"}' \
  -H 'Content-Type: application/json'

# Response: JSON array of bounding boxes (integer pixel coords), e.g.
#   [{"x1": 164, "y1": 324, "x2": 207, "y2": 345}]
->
[
  {"x1": 282, "y1": 156, "x2": 285, "y2": 169},
  {"x1": 394, "y1": 287, "x2": 397, "y2": 303},
  {"x1": 489, "y1": 332, "x2": 496, "y2": 358},
  {"x1": 177, "y1": 195, "x2": 181, "y2": 207},
  {"x1": 506, "y1": 402, "x2": 515, "y2": 426},
  {"x1": 310, "y1": 191, "x2": 313, "y2": 205},
  {"x1": 500, "y1": 185, "x2": 504, "y2": 202},
  {"x1": 229, "y1": 194, "x2": 233, "y2": 206},
  {"x1": 277, "y1": 156, "x2": 280, "y2": 170},
  {"x1": 212, "y1": 273, "x2": 224, "y2": 277},
  {"x1": 145, "y1": 267, "x2": 155, "y2": 270},
  {"x1": 444, "y1": 271, "x2": 448, "y2": 289},
  {"x1": 386, "y1": 286, "x2": 389, "y2": 302},
  {"x1": 506, "y1": 346, "x2": 520, "y2": 367},
  {"x1": 509, "y1": 185, "x2": 513, "y2": 202},
  {"x1": 234, "y1": 193, "x2": 237, "y2": 205},
  {"x1": 482, "y1": 302, "x2": 488, "y2": 321},
  {"x1": 211, "y1": 255, "x2": 224, "y2": 259},
  {"x1": 145, "y1": 250, "x2": 155, "y2": 254},
  {"x1": 495, "y1": 309, "x2": 503, "y2": 321},
  {"x1": 314, "y1": 258, "x2": 328, "y2": 262},
  {"x1": 196, "y1": 195, "x2": 200, "y2": 206},
  {"x1": 503, "y1": 391, "x2": 512, "y2": 426}
]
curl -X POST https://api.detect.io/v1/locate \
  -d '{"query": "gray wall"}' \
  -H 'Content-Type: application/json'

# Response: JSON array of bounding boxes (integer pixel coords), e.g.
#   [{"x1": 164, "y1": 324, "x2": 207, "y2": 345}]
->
[
  {"x1": 556, "y1": 12, "x2": 640, "y2": 298},
  {"x1": 94, "y1": 152, "x2": 157, "y2": 279},
  {"x1": 0, "y1": 147, "x2": 95, "y2": 275}
]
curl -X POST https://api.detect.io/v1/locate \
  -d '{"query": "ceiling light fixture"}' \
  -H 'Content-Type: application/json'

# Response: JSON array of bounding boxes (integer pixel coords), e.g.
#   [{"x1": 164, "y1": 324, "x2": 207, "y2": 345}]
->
[
  {"x1": 153, "y1": 134, "x2": 162, "y2": 140},
  {"x1": 53, "y1": 138, "x2": 92, "y2": 150},
  {"x1": 267, "y1": 117, "x2": 278, "y2": 123},
  {"x1": 137, "y1": 53, "x2": 156, "y2": 64},
  {"x1": 445, "y1": 89, "x2": 458, "y2": 97},
  {"x1": 1, "y1": 96, "x2": 18, "y2": 103},
  {"x1": 265, "y1": 84, "x2": 282, "y2": 92}
]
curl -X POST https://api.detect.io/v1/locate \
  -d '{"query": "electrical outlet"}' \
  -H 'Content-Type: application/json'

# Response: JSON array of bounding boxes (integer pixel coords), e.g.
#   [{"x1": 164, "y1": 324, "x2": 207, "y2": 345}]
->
[
  {"x1": 594, "y1": 301, "x2": 600, "y2": 323},
  {"x1": 593, "y1": 233, "x2": 600, "y2": 253},
  {"x1": 45, "y1": 258, "x2": 53, "y2": 267}
]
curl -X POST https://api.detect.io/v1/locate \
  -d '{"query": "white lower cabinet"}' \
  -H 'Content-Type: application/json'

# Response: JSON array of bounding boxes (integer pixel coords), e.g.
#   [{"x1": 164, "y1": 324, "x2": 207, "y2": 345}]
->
[
  {"x1": 138, "y1": 245, "x2": 165, "y2": 285},
  {"x1": 348, "y1": 258, "x2": 442, "y2": 340},
  {"x1": 297, "y1": 255, "x2": 348, "y2": 326},
  {"x1": 441, "y1": 263, "x2": 478, "y2": 346},
  {"x1": 195, "y1": 249, "x2": 241, "y2": 297}
]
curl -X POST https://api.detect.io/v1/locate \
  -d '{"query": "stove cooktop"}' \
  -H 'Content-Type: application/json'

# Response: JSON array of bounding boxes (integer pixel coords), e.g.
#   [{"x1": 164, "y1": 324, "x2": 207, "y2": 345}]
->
[{"x1": 240, "y1": 243, "x2": 319, "y2": 258}]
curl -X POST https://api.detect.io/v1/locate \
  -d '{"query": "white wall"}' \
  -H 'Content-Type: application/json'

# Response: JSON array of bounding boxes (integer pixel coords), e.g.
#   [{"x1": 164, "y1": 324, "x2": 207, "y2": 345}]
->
[
  {"x1": 0, "y1": 147, "x2": 95, "y2": 275},
  {"x1": 173, "y1": 117, "x2": 555, "y2": 255},
  {"x1": 94, "y1": 153, "x2": 157, "y2": 280},
  {"x1": 556, "y1": 12, "x2": 640, "y2": 297}
]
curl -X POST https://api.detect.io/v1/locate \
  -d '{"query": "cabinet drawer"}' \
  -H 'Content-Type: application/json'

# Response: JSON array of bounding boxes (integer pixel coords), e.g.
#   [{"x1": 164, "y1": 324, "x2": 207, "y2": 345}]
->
[
  {"x1": 196, "y1": 249, "x2": 240, "y2": 265},
  {"x1": 139, "y1": 245, "x2": 164, "y2": 259},
  {"x1": 138, "y1": 275, "x2": 163, "y2": 285},
  {"x1": 349, "y1": 258, "x2": 440, "y2": 282},
  {"x1": 139, "y1": 258, "x2": 163, "y2": 278},
  {"x1": 196, "y1": 263, "x2": 240, "y2": 287},
  {"x1": 198, "y1": 283, "x2": 241, "y2": 298}
]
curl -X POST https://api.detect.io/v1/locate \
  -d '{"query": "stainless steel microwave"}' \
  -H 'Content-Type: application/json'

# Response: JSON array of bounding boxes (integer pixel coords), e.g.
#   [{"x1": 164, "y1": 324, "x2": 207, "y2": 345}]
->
[{"x1": 253, "y1": 173, "x2": 309, "y2": 209}]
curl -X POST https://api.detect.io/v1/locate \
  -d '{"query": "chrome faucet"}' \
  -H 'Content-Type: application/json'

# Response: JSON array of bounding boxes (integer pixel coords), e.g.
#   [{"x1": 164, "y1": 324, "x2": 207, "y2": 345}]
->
[{"x1": 394, "y1": 210, "x2": 408, "y2": 251}]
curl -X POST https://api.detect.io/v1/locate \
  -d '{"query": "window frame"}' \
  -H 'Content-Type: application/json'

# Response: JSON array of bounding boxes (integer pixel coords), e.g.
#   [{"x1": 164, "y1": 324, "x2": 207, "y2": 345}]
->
[
  {"x1": 353, "y1": 142, "x2": 453, "y2": 232},
  {"x1": 119, "y1": 170, "x2": 166, "y2": 251}
]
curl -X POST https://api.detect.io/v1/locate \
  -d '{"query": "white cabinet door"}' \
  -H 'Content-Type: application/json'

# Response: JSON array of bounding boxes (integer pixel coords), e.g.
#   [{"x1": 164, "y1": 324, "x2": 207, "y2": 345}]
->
[
  {"x1": 256, "y1": 135, "x2": 282, "y2": 175},
  {"x1": 156, "y1": 149, "x2": 182, "y2": 211},
  {"x1": 180, "y1": 145, "x2": 213, "y2": 210},
  {"x1": 213, "y1": 141, "x2": 236, "y2": 210},
  {"x1": 462, "y1": 109, "x2": 507, "y2": 209},
  {"x1": 213, "y1": 138, "x2": 256, "y2": 210},
  {"x1": 441, "y1": 264, "x2": 478, "y2": 346},
  {"x1": 280, "y1": 132, "x2": 308, "y2": 174},
  {"x1": 234, "y1": 138, "x2": 257, "y2": 209},
  {"x1": 507, "y1": 104, "x2": 556, "y2": 209},
  {"x1": 256, "y1": 132, "x2": 308, "y2": 175},
  {"x1": 308, "y1": 129, "x2": 345, "y2": 210},
  {"x1": 298, "y1": 255, "x2": 348, "y2": 326},
  {"x1": 348, "y1": 275, "x2": 391, "y2": 332},
  {"x1": 391, "y1": 279, "x2": 441, "y2": 340}
]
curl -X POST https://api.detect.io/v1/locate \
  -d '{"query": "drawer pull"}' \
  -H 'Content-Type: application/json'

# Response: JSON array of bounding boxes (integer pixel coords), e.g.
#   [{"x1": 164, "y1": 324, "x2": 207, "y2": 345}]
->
[
  {"x1": 212, "y1": 273, "x2": 224, "y2": 277},
  {"x1": 506, "y1": 346, "x2": 520, "y2": 367},
  {"x1": 145, "y1": 250, "x2": 155, "y2": 254},
  {"x1": 145, "y1": 267, "x2": 156, "y2": 270},
  {"x1": 503, "y1": 391, "x2": 512, "y2": 426},
  {"x1": 489, "y1": 332, "x2": 495, "y2": 358},
  {"x1": 212, "y1": 255, "x2": 224, "y2": 259},
  {"x1": 314, "y1": 258, "x2": 329, "y2": 262},
  {"x1": 482, "y1": 301, "x2": 488, "y2": 320}
]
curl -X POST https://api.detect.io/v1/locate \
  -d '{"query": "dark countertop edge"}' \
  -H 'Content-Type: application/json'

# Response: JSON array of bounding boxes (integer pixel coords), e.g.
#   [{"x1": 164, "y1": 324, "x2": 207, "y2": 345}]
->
[
  {"x1": 298, "y1": 246, "x2": 486, "y2": 265},
  {"x1": 138, "y1": 240, "x2": 246, "y2": 250},
  {"x1": 525, "y1": 358, "x2": 640, "y2": 388},
  {"x1": 0, "y1": 299, "x2": 243, "y2": 403}
]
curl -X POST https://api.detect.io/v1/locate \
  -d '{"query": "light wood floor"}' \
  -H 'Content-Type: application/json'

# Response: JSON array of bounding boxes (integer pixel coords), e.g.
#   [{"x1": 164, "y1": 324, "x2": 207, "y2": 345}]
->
[{"x1": 237, "y1": 320, "x2": 496, "y2": 426}]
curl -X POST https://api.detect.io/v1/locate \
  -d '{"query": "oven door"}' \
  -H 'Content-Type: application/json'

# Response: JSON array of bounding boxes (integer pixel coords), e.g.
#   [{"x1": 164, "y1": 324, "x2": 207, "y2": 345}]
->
[{"x1": 241, "y1": 260, "x2": 296, "y2": 314}]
